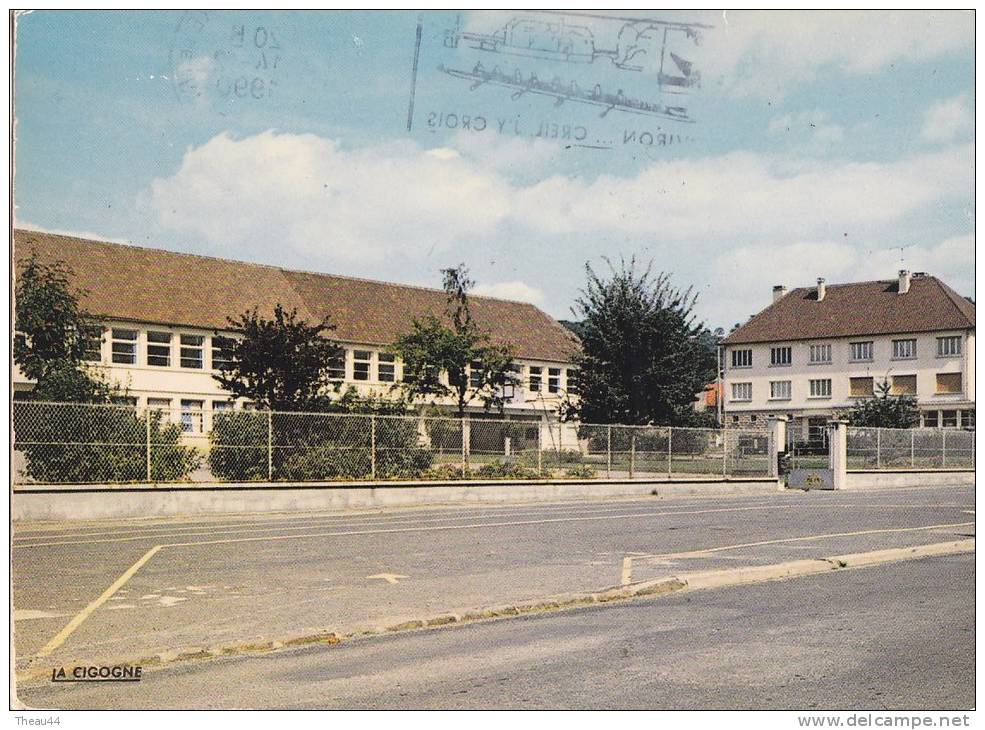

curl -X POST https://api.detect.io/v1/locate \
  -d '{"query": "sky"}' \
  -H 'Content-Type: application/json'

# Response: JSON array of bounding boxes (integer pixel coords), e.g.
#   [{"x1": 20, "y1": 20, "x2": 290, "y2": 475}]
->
[{"x1": 12, "y1": 9, "x2": 975, "y2": 330}]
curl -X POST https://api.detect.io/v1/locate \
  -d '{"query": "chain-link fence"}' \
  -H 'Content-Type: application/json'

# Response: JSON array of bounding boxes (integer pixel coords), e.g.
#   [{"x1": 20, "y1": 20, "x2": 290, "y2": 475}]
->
[
  {"x1": 847, "y1": 426, "x2": 975, "y2": 470},
  {"x1": 12, "y1": 400, "x2": 772, "y2": 485}
]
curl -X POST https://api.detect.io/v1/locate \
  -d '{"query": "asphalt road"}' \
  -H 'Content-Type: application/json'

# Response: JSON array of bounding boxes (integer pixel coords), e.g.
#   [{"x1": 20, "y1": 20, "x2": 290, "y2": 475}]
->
[
  {"x1": 12, "y1": 484, "x2": 975, "y2": 708},
  {"x1": 18, "y1": 552, "x2": 974, "y2": 710}
]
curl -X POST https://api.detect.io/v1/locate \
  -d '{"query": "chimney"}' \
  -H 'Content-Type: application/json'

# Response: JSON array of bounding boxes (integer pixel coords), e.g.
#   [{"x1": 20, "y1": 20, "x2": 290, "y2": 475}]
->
[
  {"x1": 816, "y1": 277, "x2": 826, "y2": 301},
  {"x1": 898, "y1": 269, "x2": 912, "y2": 294},
  {"x1": 772, "y1": 284, "x2": 788, "y2": 303}
]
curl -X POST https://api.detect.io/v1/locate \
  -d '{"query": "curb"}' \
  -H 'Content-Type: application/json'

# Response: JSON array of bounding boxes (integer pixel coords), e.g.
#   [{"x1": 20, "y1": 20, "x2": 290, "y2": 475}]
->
[{"x1": 14, "y1": 538, "x2": 974, "y2": 687}]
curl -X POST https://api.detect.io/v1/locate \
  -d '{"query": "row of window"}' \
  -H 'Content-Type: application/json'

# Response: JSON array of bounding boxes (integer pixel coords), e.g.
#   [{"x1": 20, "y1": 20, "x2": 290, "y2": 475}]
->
[
  {"x1": 105, "y1": 328, "x2": 236, "y2": 370},
  {"x1": 731, "y1": 372, "x2": 963, "y2": 402},
  {"x1": 730, "y1": 410, "x2": 974, "y2": 429},
  {"x1": 93, "y1": 329, "x2": 577, "y2": 393},
  {"x1": 730, "y1": 336, "x2": 962, "y2": 369}
]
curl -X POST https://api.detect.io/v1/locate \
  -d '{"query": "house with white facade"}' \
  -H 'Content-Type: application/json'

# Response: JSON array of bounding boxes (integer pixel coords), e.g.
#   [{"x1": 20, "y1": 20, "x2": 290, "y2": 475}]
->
[
  {"x1": 721, "y1": 270, "x2": 975, "y2": 445},
  {"x1": 13, "y1": 230, "x2": 581, "y2": 427}
]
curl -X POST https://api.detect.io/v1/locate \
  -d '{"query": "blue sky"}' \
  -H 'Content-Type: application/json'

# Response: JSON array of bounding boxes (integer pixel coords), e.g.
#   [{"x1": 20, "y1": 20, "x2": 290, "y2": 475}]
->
[{"x1": 13, "y1": 10, "x2": 974, "y2": 329}]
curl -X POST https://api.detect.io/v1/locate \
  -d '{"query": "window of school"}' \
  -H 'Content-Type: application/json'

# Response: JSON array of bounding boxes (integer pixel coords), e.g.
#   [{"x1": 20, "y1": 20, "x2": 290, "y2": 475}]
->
[
  {"x1": 111, "y1": 328, "x2": 138, "y2": 365},
  {"x1": 147, "y1": 331, "x2": 172, "y2": 367},
  {"x1": 353, "y1": 350, "x2": 372, "y2": 381},
  {"x1": 378, "y1": 353, "x2": 396, "y2": 382},
  {"x1": 180, "y1": 334, "x2": 204, "y2": 369}
]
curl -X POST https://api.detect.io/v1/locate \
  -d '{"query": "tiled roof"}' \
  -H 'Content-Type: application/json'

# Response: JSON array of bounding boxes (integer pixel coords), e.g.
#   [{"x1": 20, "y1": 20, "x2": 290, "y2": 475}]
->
[
  {"x1": 723, "y1": 276, "x2": 975, "y2": 345},
  {"x1": 14, "y1": 229, "x2": 580, "y2": 362}
]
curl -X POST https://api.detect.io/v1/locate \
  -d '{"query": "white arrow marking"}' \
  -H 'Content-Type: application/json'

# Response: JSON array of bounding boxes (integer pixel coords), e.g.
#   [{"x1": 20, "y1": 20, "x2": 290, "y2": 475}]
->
[{"x1": 366, "y1": 573, "x2": 409, "y2": 585}]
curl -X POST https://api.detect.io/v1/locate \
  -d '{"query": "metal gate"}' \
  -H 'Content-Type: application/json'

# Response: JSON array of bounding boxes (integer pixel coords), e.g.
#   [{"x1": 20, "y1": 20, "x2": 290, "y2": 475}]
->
[{"x1": 782, "y1": 420, "x2": 833, "y2": 489}]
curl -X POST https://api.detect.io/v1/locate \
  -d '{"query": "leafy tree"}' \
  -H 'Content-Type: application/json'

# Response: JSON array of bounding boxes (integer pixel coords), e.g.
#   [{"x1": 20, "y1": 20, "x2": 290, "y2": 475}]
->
[
  {"x1": 13, "y1": 255, "x2": 198, "y2": 483},
  {"x1": 564, "y1": 258, "x2": 717, "y2": 426},
  {"x1": 14, "y1": 253, "x2": 110, "y2": 402},
  {"x1": 843, "y1": 379, "x2": 921, "y2": 428},
  {"x1": 214, "y1": 304, "x2": 345, "y2": 411},
  {"x1": 392, "y1": 265, "x2": 519, "y2": 418},
  {"x1": 558, "y1": 319, "x2": 587, "y2": 340}
]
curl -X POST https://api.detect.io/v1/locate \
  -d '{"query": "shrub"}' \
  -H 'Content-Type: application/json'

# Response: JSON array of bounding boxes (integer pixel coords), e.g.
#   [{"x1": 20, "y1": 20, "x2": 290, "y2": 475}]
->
[
  {"x1": 473, "y1": 459, "x2": 539, "y2": 479},
  {"x1": 563, "y1": 464, "x2": 597, "y2": 479},
  {"x1": 14, "y1": 402, "x2": 199, "y2": 484},
  {"x1": 208, "y1": 410, "x2": 433, "y2": 482},
  {"x1": 421, "y1": 463, "x2": 466, "y2": 481},
  {"x1": 208, "y1": 411, "x2": 269, "y2": 481}
]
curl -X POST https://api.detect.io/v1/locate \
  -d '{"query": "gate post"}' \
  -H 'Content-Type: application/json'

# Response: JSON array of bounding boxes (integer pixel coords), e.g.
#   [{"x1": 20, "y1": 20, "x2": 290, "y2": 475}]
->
[
  {"x1": 827, "y1": 420, "x2": 848, "y2": 490},
  {"x1": 767, "y1": 416, "x2": 788, "y2": 480}
]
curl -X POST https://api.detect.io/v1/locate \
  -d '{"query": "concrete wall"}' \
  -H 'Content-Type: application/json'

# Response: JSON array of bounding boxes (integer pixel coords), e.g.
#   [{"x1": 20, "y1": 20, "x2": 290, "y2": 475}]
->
[
  {"x1": 845, "y1": 470, "x2": 975, "y2": 489},
  {"x1": 13, "y1": 477, "x2": 782, "y2": 522}
]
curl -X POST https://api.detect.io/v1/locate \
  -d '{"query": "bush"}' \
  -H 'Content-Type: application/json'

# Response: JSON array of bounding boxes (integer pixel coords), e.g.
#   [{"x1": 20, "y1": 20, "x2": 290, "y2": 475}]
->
[
  {"x1": 208, "y1": 411, "x2": 269, "y2": 481},
  {"x1": 421, "y1": 463, "x2": 466, "y2": 481},
  {"x1": 208, "y1": 410, "x2": 433, "y2": 482},
  {"x1": 473, "y1": 459, "x2": 539, "y2": 479},
  {"x1": 14, "y1": 402, "x2": 199, "y2": 484},
  {"x1": 563, "y1": 464, "x2": 597, "y2": 479}
]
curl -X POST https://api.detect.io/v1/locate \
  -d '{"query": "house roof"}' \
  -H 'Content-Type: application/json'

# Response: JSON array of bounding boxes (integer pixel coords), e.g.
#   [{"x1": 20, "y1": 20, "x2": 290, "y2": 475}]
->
[
  {"x1": 14, "y1": 229, "x2": 580, "y2": 362},
  {"x1": 723, "y1": 275, "x2": 975, "y2": 345}
]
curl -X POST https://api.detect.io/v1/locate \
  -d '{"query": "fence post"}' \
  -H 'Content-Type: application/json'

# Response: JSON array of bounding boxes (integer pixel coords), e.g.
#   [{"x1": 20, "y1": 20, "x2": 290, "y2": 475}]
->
[
  {"x1": 606, "y1": 425, "x2": 612, "y2": 479},
  {"x1": 462, "y1": 417, "x2": 470, "y2": 478},
  {"x1": 876, "y1": 427, "x2": 881, "y2": 469},
  {"x1": 942, "y1": 429, "x2": 947, "y2": 468},
  {"x1": 629, "y1": 431, "x2": 636, "y2": 480},
  {"x1": 371, "y1": 415, "x2": 377, "y2": 480},
  {"x1": 667, "y1": 427, "x2": 673, "y2": 476},
  {"x1": 145, "y1": 407, "x2": 152, "y2": 482},
  {"x1": 910, "y1": 429, "x2": 915, "y2": 468},
  {"x1": 537, "y1": 419, "x2": 543, "y2": 476},
  {"x1": 267, "y1": 411, "x2": 273, "y2": 481},
  {"x1": 722, "y1": 429, "x2": 728, "y2": 477}
]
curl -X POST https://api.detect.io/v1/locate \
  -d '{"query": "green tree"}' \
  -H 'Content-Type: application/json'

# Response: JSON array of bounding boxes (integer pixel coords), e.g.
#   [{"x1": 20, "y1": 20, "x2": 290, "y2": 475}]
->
[
  {"x1": 392, "y1": 265, "x2": 519, "y2": 418},
  {"x1": 13, "y1": 254, "x2": 198, "y2": 483},
  {"x1": 843, "y1": 379, "x2": 921, "y2": 428},
  {"x1": 214, "y1": 304, "x2": 345, "y2": 411},
  {"x1": 565, "y1": 258, "x2": 716, "y2": 426},
  {"x1": 14, "y1": 253, "x2": 110, "y2": 402}
]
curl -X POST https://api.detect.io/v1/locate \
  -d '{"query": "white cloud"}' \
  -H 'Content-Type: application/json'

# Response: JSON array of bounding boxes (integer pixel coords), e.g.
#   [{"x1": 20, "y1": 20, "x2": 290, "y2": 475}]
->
[
  {"x1": 514, "y1": 144, "x2": 971, "y2": 239},
  {"x1": 700, "y1": 10, "x2": 972, "y2": 97},
  {"x1": 922, "y1": 94, "x2": 973, "y2": 142},
  {"x1": 143, "y1": 131, "x2": 972, "y2": 327},
  {"x1": 472, "y1": 280, "x2": 546, "y2": 306},
  {"x1": 146, "y1": 131, "x2": 513, "y2": 263},
  {"x1": 705, "y1": 234, "x2": 975, "y2": 326}
]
